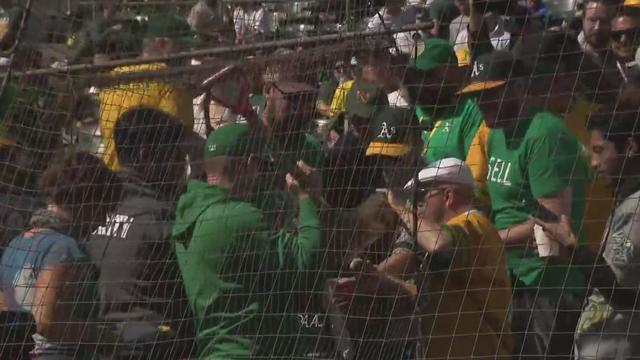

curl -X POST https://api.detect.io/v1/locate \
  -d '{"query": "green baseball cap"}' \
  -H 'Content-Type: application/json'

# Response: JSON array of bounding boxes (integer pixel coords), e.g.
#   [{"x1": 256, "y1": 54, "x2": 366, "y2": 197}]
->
[
  {"x1": 366, "y1": 108, "x2": 419, "y2": 157},
  {"x1": 345, "y1": 82, "x2": 389, "y2": 119},
  {"x1": 457, "y1": 50, "x2": 528, "y2": 95},
  {"x1": 145, "y1": 14, "x2": 196, "y2": 45},
  {"x1": 204, "y1": 123, "x2": 259, "y2": 158},
  {"x1": 415, "y1": 37, "x2": 458, "y2": 72}
]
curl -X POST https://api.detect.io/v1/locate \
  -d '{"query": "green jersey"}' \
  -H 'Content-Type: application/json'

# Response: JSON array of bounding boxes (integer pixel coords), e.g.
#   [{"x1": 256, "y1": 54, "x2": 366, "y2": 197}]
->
[
  {"x1": 424, "y1": 98, "x2": 484, "y2": 164},
  {"x1": 486, "y1": 112, "x2": 588, "y2": 295},
  {"x1": 173, "y1": 181, "x2": 326, "y2": 359}
]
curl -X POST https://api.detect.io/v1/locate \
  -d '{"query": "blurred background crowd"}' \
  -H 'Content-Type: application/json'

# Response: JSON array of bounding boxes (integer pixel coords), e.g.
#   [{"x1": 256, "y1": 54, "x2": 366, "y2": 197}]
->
[{"x1": 0, "y1": 0, "x2": 639, "y2": 359}]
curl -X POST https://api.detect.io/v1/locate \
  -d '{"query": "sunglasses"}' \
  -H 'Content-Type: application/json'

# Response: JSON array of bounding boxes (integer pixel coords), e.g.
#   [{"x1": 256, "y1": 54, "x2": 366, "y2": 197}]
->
[{"x1": 612, "y1": 29, "x2": 640, "y2": 43}]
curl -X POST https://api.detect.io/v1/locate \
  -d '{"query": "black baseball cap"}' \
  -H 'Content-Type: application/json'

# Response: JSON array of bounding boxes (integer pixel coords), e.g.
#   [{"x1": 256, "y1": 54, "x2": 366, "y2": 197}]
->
[{"x1": 457, "y1": 51, "x2": 529, "y2": 95}]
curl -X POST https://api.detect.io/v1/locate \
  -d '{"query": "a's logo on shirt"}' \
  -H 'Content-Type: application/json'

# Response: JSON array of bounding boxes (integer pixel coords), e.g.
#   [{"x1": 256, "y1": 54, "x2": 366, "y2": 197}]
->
[
  {"x1": 208, "y1": 144, "x2": 216, "y2": 153},
  {"x1": 377, "y1": 121, "x2": 396, "y2": 140},
  {"x1": 487, "y1": 156, "x2": 512, "y2": 186},
  {"x1": 357, "y1": 90, "x2": 370, "y2": 103}
]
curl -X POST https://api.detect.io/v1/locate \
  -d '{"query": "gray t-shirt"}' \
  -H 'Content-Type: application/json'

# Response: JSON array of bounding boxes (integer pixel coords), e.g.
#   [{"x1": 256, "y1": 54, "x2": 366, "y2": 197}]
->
[
  {"x1": 602, "y1": 188, "x2": 640, "y2": 288},
  {"x1": 576, "y1": 188, "x2": 640, "y2": 338}
]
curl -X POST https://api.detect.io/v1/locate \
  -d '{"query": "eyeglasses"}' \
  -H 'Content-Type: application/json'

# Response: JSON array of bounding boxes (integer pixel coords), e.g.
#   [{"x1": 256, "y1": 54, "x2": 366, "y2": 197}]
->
[{"x1": 425, "y1": 187, "x2": 447, "y2": 198}]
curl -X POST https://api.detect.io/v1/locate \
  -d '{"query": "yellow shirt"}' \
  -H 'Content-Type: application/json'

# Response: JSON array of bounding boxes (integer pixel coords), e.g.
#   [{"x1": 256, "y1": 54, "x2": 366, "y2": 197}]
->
[
  {"x1": 465, "y1": 121, "x2": 490, "y2": 206},
  {"x1": 419, "y1": 210, "x2": 513, "y2": 359},
  {"x1": 99, "y1": 63, "x2": 194, "y2": 170},
  {"x1": 328, "y1": 80, "x2": 354, "y2": 117}
]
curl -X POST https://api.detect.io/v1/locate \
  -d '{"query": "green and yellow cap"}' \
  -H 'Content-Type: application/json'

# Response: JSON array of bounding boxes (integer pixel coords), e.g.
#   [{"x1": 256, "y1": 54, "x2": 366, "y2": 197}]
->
[
  {"x1": 625, "y1": 0, "x2": 640, "y2": 8},
  {"x1": 457, "y1": 50, "x2": 528, "y2": 95},
  {"x1": 366, "y1": 108, "x2": 419, "y2": 157},
  {"x1": 415, "y1": 37, "x2": 458, "y2": 72},
  {"x1": 145, "y1": 14, "x2": 196, "y2": 46}
]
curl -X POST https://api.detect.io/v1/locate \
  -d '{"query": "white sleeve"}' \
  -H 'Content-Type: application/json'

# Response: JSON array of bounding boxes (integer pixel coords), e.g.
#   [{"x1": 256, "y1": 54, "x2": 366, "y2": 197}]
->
[
  {"x1": 233, "y1": 8, "x2": 245, "y2": 38},
  {"x1": 366, "y1": 14, "x2": 383, "y2": 32}
]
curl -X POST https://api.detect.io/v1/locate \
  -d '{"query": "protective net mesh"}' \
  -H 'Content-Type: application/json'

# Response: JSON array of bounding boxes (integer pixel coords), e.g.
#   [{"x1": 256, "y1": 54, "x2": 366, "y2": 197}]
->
[{"x1": 0, "y1": 0, "x2": 639, "y2": 359}]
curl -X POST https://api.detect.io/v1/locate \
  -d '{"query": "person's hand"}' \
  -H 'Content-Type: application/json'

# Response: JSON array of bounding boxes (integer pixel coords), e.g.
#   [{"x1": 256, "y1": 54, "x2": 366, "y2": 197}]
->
[
  {"x1": 531, "y1": 214, "x2": 577, "y2": 248},
  {"x1": 386, "y1": 190, "x2": 417, "y2": 231},
  {"x1": 333, "y1": 258, "x2": 385, "y2": 315},
  {"x1": 286, "y1": 161, "x2": 322, "y2": 200}
]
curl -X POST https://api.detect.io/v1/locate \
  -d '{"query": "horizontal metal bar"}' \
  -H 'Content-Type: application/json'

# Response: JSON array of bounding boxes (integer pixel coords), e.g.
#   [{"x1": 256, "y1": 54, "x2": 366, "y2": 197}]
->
[{"x1": 5, "y1": 22, "x2": 432, "y2": 78}]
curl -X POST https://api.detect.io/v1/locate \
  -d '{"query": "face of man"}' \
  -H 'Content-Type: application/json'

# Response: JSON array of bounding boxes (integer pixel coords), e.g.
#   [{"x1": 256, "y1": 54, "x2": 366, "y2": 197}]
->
[
  {"x1": 419, "y1": 185, "x2": 449, "y2": 223},
  {"x1": 589, "y1": 129, "x2": 623, "y2": 186},
  {"x1": 386, "y1": 0, "x2": 405, "y2": 13},
  {"x1": 405, "y1": 65, "x2": 458, "y2": 107},
  {"x1": 611, "y1": 15, "x2": 640, "y2": 62},
  {"x1": 264, "y1": 84, "x2": 315, "y2": 134},
  {"x1": 474, "y1": 82, "x2": 523, "y2": 129},
  {"x1": 583, "y1": 2, "x2": 614, "y2": 50},
  {"x1": 454, "y1": 0, "x2": 470, "y2": 16},
  {"x1": 362, "y1": 60, "x2": 396, "y2": 92}
]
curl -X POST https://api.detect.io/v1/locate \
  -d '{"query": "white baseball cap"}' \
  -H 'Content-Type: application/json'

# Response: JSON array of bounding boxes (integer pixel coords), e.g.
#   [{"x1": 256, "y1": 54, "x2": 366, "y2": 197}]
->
[{"x1": 404, "y1": 158, "x2": 475, "y2": 190}]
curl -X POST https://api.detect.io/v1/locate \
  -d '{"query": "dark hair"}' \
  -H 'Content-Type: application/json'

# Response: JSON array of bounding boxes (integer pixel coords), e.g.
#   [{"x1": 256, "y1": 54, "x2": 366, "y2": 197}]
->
[
  {"x1": 40, "y1": 151, "x2": 121, "y2": 210},
  {"x1": 587, "y1": 102, "x2": 640, "y2": 153},
  {"x1": 114, "y1": 107, "x2": 185, "y2": 166}
]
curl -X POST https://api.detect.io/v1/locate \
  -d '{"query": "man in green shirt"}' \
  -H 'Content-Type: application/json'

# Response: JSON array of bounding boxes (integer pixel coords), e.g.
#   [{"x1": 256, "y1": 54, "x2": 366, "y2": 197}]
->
[
  {"x1": 457, "y1": 50, "x2": 588, "y2": 359},
  {"x1": 404, "y1": 37, "x2": 491, "y2": 205},
  {"x1": 173, "y1": 123, "x2": 330, "y2": 359}
]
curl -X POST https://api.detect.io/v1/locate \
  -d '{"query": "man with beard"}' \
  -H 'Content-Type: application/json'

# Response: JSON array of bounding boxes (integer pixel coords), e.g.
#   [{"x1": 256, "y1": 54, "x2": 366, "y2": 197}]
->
[
  {"x1": 534, "y1": 103, "x2": 640, "y2": 359},
  {"x1": 253, "y1": 81, "x2": 325, "y2": 230},
  {"x1": 579, "y1": 0, "x2": 618, "y2": 66},
  {"x1": 458, "y1": 51, "x2": 589, "y2": 359},
  {"x1": 610, "y1": 8, "x2": 640, "y2": 63}
]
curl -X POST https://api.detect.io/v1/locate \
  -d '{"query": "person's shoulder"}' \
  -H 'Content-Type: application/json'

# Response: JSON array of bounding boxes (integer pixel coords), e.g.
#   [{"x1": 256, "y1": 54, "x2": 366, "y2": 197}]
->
[
  {"x1": 116, "y1": 181, "x2": 169, "y2": 217},
  {"x1": 202, "y1": 197, "x2": 266, "y2": 230},
  {"x1": 449, "y1": 210, "x2": 503, "y2": 243},
  {"x1": 35, "y1": 230, "x2": 83, "y2": 257},
  {"x1": 616, "y1": 188, "x2": 640, "y2": 220},
  {"x1": 528, "y1": 111, "x2": 573, "y2": 137},
  {"x1": 338, "y1": 80, "x2": 355, "y2": 91},
  {"x1": 457, "y1": 98, "x2": 484, "y2": 121}
]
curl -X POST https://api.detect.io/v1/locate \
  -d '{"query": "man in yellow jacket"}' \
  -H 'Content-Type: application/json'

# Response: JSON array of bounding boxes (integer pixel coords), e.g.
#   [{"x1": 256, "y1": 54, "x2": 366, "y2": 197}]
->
[{"x1": 99, "y1": 14, "x2": 195, "y2": 170}]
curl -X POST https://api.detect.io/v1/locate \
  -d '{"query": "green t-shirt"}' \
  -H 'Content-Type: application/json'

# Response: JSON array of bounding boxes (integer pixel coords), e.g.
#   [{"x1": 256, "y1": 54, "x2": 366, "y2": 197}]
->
[
  {"x1": 425, "y1": 99, "x2": 484, "y2": 164},
  {"x1": 486, "y1": 112, "x2": 588, "y2": 294},
  {"x1": 318, "y1": 79, "x2": 339, "y2": 104}
]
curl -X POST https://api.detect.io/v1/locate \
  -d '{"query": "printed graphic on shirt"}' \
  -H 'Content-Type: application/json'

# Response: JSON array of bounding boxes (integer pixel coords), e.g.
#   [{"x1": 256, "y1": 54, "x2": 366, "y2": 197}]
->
[
  {"x1": 487, "y1": 156, "x2": 512, "y2": 186},
  {"x1": 608, "y1": 231, "x2": 633, "y2": 264},
  {"x1": 93, "y1": 213, "x2": 135, "y2": 239}
]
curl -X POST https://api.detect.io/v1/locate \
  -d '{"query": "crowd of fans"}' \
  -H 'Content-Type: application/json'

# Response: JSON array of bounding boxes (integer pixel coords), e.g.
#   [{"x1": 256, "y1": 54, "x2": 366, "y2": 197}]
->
[{"x1": 0, "y1": 0, "x2": 639, "y2": 359}]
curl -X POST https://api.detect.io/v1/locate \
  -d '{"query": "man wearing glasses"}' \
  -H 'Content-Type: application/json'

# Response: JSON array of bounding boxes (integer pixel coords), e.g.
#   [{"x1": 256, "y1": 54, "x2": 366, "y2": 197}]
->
[{"x1": 335, "y1": 158, "x2": 513, "y2": 359}]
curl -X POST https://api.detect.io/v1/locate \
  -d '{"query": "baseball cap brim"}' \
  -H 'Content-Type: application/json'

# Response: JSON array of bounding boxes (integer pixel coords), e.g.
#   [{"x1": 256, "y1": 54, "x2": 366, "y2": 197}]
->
[
  {"x1": 366, "y1": 142, "x2": 411, "y2": 157},
  {"x1": 456, "y1": 80, "x2": 506, "y2": 95}
]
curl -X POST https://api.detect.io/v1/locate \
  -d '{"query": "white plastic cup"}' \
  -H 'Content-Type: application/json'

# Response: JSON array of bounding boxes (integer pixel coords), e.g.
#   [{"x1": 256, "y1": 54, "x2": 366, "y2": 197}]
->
[{"x1": 534, "y1": 224, "x2": 560, "y2": 257}]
